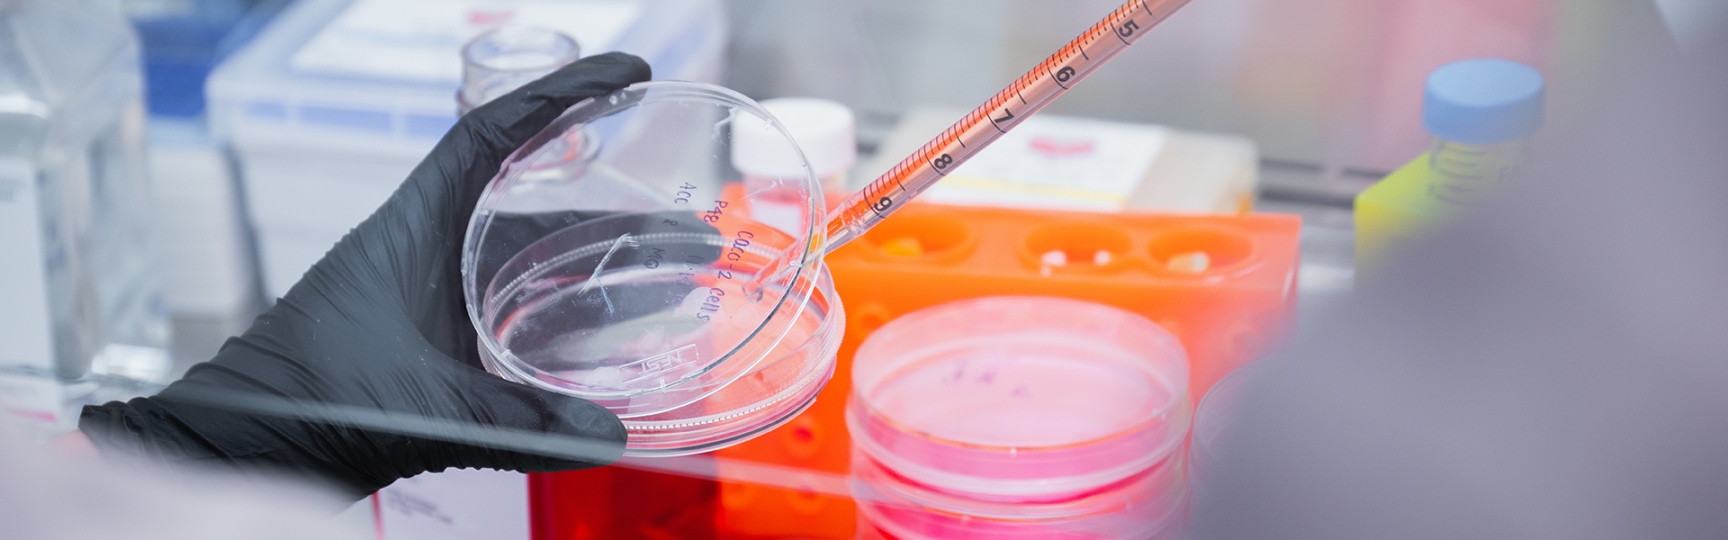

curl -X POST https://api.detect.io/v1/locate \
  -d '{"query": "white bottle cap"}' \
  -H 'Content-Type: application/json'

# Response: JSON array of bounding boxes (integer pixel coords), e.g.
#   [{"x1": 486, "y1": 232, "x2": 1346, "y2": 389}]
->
[{"x1": 733, "y1": 98, "x2": 856, "y2": 179}]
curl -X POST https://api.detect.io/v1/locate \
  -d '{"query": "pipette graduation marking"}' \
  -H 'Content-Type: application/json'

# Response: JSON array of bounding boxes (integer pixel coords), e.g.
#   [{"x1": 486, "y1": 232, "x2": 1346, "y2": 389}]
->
[{"x1": 824, "y1": 0, "x2": 1193, "y2": 251}]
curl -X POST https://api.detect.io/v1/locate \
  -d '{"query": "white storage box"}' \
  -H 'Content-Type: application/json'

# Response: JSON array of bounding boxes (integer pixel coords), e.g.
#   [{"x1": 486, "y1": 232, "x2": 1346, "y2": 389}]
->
[
  {"x1": 864, "y1": 107, "x2": 1259, "y2": 215},
  {"x1": 209, "y1": 0, "x2": 727, "y2": 297}
]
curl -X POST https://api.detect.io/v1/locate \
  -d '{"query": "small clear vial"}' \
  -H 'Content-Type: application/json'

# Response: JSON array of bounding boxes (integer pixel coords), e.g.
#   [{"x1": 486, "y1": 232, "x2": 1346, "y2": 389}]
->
[
  {"x1": 457, "y1": 26, "x2": 581, "y2": 115},
  {"x1": 1420, "y1": 59, "x2": 1545, "y2": 205},
  {"x1": 1355, "y1": 58, "x2": 1545, "y2": 269},
  {"x1": 457, "y1": 25, "x2": 617, "y2": 214}
]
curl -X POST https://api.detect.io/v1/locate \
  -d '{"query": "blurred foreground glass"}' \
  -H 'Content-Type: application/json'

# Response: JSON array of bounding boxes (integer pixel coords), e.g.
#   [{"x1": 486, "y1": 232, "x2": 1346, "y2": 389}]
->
[
  {"x1": 847, "y1": 297, "x2": 1192, "y2": 538},
  {"x1": 1189, "y1": 358, "x2": 1267, "y2": 500},
  {"x1": 462, "y1": 81, "x2": 839, "y2": 457}
]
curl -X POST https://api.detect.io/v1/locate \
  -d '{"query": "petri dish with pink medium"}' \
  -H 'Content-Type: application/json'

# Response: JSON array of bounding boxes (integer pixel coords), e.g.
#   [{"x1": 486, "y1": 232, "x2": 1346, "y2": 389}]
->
[{"x1": 847, "y1": 296, "x2": 1193, "y2": 505}]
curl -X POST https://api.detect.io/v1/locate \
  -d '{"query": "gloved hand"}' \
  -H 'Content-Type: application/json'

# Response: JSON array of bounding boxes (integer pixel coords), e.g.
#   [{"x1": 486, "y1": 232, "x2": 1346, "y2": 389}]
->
[{"x1": 79, "y1": 52, "x2": 653, "y2": 500}]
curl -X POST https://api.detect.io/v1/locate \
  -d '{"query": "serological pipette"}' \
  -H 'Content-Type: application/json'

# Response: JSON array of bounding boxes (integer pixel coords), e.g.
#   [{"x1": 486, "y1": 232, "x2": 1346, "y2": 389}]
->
[{"x1": 824, "y1": 0, "x2": 1194, "y2": 251}]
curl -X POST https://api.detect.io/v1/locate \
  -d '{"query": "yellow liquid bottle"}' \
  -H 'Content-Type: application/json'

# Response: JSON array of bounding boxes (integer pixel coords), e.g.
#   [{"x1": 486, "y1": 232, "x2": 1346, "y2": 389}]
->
[{"x1": 1355, "y1": 59, "x2": 1545, "y2": 272}]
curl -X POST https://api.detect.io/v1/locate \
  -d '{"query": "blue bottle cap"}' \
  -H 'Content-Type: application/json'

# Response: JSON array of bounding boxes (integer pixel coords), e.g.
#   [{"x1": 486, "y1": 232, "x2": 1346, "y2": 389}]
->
[{"x1": 1423, "y1": 58, "x2": 1545, "y2": 144}]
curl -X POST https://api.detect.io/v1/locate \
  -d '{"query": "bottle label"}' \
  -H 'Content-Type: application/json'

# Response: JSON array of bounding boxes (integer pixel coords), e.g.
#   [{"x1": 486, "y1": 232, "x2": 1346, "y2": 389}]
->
[{"x1": 0, "y1": 159, "x2": 55, "y2": 372}]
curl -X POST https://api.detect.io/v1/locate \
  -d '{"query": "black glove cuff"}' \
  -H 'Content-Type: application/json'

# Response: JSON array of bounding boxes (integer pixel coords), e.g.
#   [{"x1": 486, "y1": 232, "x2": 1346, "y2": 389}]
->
[
  {"x1": 80, "y1": 398, "x2": 379, "y2": 499},
  {"x1": 81, "y1": 398, "x2": 214, "y2": 464}
]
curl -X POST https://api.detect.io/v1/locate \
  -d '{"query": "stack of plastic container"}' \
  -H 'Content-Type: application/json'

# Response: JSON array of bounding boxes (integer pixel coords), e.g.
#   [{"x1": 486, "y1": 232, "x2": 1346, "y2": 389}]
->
[
  {"x1": 207, "y1": 0, "x2": 727, "y2": 296},
  {"x1": 847, "y1": 297, "x2": 1194, "y2": 539},
  {"x1": 1, "y1": 0, "x2": 169, "y2": 434}
]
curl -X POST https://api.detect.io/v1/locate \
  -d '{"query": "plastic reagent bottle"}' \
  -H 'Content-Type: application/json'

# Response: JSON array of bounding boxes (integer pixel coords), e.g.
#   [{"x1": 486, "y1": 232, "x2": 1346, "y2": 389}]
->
[
  {"x1": 731, "y1": 98, "x2": 856, "y2": 235},
  {"x1": 1, "y1": 0, "x2": 172, "y2": 427},
  {"x1": 1355, "y1": 58, "x2": 1545, "y2": 268}
]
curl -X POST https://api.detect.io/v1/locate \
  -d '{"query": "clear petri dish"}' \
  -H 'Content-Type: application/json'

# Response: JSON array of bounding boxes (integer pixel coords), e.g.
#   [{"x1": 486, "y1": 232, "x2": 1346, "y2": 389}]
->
[
  {"x1": 462, "y1": 81, "x2": 834, "y2": 456},
  {"x1": 847, "y1": 296, "x2": 1192, "y2": 500}
]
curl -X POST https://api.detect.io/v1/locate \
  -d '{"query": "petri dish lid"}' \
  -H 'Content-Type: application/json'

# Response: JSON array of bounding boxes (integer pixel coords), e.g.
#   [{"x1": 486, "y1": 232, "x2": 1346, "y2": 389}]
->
[{"x1": 462, "y1": 81, "x2": 825, "y2": 418}]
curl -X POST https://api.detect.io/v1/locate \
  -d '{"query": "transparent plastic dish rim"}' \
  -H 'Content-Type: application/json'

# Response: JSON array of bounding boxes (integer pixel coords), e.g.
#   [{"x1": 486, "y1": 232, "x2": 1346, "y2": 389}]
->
[
  {"x1": 460, "y1": 80, "x2": 827, "y2": 403},
  {"x1": 621, "y1": 267, "x2": 845, "y2": 457},
  {"x1": 848, "y1": 400, "x2": 1192, "y2": 499},
  {"x1": 851, "y1": 443, "x2": 1191, "y2": 520},
  {"x1": 852, "y1": 451, "x2": 1191, "y2": 538}
]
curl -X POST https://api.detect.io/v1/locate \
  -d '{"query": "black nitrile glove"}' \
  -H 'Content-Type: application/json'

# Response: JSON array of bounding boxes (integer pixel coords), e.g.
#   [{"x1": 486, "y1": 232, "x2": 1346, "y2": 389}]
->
[{"x1": 79, "y1": 53, "x2": 653, "y2": 500}]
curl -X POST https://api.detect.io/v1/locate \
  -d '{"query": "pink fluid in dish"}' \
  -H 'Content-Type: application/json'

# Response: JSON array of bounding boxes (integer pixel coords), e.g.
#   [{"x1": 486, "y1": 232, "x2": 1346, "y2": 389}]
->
[{"x1": 849, "y1": 296, "x2": 1192, "y2": 500}]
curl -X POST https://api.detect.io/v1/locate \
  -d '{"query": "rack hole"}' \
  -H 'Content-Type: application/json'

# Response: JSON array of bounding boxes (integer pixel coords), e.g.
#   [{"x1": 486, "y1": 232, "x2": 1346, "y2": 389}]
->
[
  {"x1": 860, "y1": 215, "x2": 971, "y2": 259},
  {"x1": 782, "y1": 414, "x2": 823, "y2": 460},
  {"x1": 1022, "y1": 224, "x2": 1133, "y2": 275},
  {"x1": 1147, "y1": 227, "x2": 1256, "y2": 275}
]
